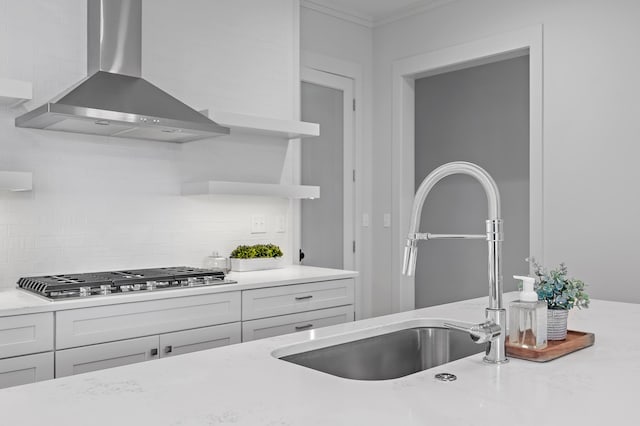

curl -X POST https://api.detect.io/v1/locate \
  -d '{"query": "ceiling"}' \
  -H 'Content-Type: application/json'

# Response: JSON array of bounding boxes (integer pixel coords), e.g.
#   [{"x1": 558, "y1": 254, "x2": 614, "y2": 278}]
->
[{"x1": 302, "y1": 0, "x2": 453, "y2": 26}]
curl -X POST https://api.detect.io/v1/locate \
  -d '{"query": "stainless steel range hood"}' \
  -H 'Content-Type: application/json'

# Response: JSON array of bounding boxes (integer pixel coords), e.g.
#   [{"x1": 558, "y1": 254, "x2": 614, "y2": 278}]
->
[{"x1": 15, "y1": 0, "x2": 229, "y2": 143}]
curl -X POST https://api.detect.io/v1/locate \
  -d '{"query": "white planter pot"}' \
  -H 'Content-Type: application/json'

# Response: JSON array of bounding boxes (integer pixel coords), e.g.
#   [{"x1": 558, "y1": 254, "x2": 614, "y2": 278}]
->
[
  {"x1": 230, "y1": 257, "x2": 285, "y2": 272},
  {"x1": 547, "y1": 309, "x2": 569, "y2": 340}
]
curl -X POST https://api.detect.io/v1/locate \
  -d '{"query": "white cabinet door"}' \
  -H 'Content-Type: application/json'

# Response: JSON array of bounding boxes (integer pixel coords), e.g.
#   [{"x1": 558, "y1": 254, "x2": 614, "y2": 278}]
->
[
  {"x1": 242, "y1": 279, "x2": 354, "y2": 320},
  {"x1": 55, "y1": 336, "x2": 159, "y2": 378},
  {"x1": 56, "y1": 292, "x2": 241, "y2": 349},
  {"x1": 242, "y1": 305, "x2": 354, "y2": 342},
  {"x1": 0, "y1": 352, "x2": 54, "y2": 389},
  {"x1": 160, "y1": 323, "x2": 241, "y2": 358},
  {"x1": 0, "y1": 313, "x2": 54, "y2": 358}
]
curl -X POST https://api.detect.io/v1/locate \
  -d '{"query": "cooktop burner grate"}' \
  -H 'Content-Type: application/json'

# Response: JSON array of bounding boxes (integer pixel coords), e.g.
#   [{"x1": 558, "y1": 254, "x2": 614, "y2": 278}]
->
[{"x1": 17, "y1": 266, "x2": 235, "y2": 300}]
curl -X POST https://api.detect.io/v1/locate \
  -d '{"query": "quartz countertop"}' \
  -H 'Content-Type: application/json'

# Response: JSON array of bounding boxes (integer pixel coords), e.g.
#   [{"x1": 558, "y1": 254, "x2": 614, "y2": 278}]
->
[
  {"x1": 0, "y1": 265, "x2": 358, "y2": 317},
  {"x1": 1, "y1": 294, "x2": 637, "y2": 425}
]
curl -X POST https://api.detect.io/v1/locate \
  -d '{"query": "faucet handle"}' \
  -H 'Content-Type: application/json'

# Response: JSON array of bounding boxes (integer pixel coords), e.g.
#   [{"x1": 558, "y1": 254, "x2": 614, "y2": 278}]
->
[{"x1": 444, "y1": 320, "x2": 501, "y2": 344}]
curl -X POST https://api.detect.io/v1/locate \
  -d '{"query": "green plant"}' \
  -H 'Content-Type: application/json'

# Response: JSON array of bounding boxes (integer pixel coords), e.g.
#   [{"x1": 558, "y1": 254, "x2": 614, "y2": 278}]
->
[
  {"x1": 529, "y1": 259, "x2": 590, "y2": 310},
  {"x1": 230, "y1": 244, "x2": 283, "y2": 259}
]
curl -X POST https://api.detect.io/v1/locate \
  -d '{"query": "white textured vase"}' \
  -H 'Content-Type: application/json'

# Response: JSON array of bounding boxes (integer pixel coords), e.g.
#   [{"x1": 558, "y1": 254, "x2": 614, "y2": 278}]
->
[{"x1": 547, "y1": 309, "x2": 569, "y2": 340}]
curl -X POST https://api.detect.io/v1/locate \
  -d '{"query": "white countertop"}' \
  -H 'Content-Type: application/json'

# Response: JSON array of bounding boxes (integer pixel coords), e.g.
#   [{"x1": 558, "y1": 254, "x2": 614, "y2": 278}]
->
[
  {"x1": 1, "y1": 294, "x2": 637, "y2": 425},
  {"x1": 0, "y1": 265, "x2": 358, "y2": 317}
]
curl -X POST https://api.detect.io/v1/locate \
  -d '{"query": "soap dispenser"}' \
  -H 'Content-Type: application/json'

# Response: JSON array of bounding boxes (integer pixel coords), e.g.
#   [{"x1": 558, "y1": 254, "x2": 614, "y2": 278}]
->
[{"x1": 509, "y1": 275, "x2": 548, "y2": 349}]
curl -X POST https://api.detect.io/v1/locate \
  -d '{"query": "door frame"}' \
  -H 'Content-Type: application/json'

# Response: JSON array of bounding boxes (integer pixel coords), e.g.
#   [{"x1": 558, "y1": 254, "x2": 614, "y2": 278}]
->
[
  {"x1": 391, "y1": 25, "x2": 544, "y2": 313},
  {"x1": 297, "y1": 51, "x2": 367, "y2": 319}
]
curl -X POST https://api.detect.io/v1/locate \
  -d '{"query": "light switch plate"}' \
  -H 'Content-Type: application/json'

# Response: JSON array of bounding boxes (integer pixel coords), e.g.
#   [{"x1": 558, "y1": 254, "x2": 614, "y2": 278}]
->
[
  {"x1": 275, "y1": 215, "x2": 286, "y2": 233},
  {"x1": 251, "y1": 215, "x2": 267, "y2": 233},
  {"x1": 383, "y1": 213, "x2": 391, "y2": 228}
]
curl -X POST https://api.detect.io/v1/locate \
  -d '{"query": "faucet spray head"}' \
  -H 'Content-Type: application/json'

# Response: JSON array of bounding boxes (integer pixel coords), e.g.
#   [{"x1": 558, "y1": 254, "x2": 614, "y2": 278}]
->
[{"x1": 402, "y1": 238, "x2": 418, "y2": 276}]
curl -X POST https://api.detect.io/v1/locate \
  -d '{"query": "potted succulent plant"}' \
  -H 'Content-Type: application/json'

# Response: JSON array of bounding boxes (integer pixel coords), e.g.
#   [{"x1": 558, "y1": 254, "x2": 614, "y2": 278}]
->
[
  {"x1": 530, "y1": 259, "x2": 590, "y2": 340},
  {"x1": 230, "y1": 244, "x2": 284, "y2": 272}
]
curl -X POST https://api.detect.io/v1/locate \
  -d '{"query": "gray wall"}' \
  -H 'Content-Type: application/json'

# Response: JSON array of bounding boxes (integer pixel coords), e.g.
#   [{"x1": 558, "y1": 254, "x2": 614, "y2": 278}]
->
[{"x1": 414, "y1": 56, "x2": 530, "y2": 307}]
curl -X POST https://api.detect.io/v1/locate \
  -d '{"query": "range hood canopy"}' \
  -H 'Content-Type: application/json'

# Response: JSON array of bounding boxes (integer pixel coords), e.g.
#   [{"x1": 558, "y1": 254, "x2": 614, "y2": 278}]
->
[{"x1": 15, "y1": 0, "x2": 229, "y2": 143}]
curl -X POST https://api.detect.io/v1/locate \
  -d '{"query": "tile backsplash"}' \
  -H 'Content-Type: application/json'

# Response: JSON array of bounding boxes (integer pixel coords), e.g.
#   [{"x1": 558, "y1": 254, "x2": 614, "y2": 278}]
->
[{"x1": 0, "y1": 114, "x2": 291, "y2": 288}]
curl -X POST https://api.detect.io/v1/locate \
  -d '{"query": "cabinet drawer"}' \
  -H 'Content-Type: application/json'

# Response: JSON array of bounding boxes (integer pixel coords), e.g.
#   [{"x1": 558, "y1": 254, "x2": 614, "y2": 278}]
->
[
  {"x1": 160, "y1": 323, "x2": 241, "y2": 358},
  {"x1": 242, "y1": 305, "x2": 354, "y2": 342},
  {"x1": 56, "y1": 335, "x2": 159, "y2": 378},
  {"x1": 0, "y1": 352, "x2": 54, "y2": 389},
  {"x1": 56, "y1": 292, "x2": 241, "y2": 349},
  {"x1": 242, "y1": 279, "x2": 354, "y2": 320},
  {"x1": 0, "y1": 313, "x2": 54, "y2": 359}
]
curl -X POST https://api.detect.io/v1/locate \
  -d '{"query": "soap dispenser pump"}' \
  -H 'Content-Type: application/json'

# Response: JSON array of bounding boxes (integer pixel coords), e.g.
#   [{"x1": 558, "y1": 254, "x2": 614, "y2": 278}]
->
[{"x1": 509, "y1": 275, "x2": 548, "y2": 349}]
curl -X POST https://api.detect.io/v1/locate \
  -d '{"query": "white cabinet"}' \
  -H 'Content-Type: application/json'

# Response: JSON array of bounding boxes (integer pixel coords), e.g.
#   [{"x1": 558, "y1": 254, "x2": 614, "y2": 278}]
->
[
  {"x1": 160, "y1": 323, "x2": 241, "y2": 357},
  {"x1": 56, "y1": 323, "x2": 242, "y2": 377},
  {"x1": 0, "y1": 276, "x2": 356, "y2": 386},
  {"x1": 242, "y1": 279, "x2": 354, "y2": 321},
  {"x1": 242, "y1": 305, "x2": 354, "y2": 342},
  {"x1": 241, "y1": 279, "x2": 355, "y2": 342},
  {"x1": 0, "y1": 313, "x2": 54, "y2": 388},
  {"x1": 0, "y1": 352, "x2": 54, "y2": 389},
  {"x1": 0, "y1": 312, "x2": 53, "y2": 358},
  {"x1": 56, "y1": 292, "x2": 241, "y2": 349},
  {"x1": 54, "y1": 293, "x2": 242, "y2": 378},
  {"x1": 56, "y1": 335, "x2": 158, "y2": 377}
]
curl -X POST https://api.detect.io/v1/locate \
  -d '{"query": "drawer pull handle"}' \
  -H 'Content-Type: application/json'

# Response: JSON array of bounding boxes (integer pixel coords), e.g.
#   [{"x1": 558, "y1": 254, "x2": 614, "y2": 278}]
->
[
  {"x1": 150, "y1": 348, "x2": 159, "y2": 357},
  {"x1": 165, "y1": 345, "x2": 173, "y2": 354},
  {"x1": 295, "y1": 295, "x2": 313, "y2": 301},
  {"x1": 295, "y1": 323, "x2": 314, "y2": 331}
]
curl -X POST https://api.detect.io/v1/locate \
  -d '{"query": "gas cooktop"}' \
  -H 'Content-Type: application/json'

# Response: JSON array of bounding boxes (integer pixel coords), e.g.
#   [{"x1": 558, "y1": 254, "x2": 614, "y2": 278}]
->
[{"x1": 17, "y1": 266, "x2": 236, "y2": 300}]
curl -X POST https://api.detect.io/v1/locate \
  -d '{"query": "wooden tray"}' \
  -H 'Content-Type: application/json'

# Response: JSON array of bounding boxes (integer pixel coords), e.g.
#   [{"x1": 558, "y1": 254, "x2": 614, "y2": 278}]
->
[{"x1": 506, "y1": 330, "x2": 595, "y2": 362}]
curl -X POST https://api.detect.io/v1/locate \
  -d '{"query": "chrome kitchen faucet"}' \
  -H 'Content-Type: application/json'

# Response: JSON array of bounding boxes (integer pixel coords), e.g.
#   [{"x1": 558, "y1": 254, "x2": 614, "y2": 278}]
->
[{"x1": 402, "y1": 161, "x2": 508, "y2": 364}]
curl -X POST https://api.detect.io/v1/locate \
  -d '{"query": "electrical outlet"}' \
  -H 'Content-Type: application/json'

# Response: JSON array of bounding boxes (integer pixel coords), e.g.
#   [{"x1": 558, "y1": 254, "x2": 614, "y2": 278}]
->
[
  {"x1": 362, "y1": 213, "x2": 370, "y2": 227},
  {"x1": 275, "y1": 215, "x2": 286, "y2": 233},
  {"x1": 251, "y1": 215, "x2": 267, "y2": 234},
  {"x1": 383, "y1": 213, "x2": 391, "y2": 228}
]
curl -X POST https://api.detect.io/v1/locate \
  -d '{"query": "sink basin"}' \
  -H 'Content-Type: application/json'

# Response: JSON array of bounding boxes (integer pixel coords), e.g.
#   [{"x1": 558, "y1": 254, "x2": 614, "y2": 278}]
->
[{"x1": 278, "y1": 326, "x2": 485, "y2": 380}]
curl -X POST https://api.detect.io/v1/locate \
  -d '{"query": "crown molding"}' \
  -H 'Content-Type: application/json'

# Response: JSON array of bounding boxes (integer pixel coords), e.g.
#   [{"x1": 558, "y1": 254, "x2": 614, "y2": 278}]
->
[
  {"x1": 300, "y1": 0, "x2": 373, "y2": 28},
  {"x1": 374, "y1": 0, "x2": 456, "y2": 27},
  {"x1": 300, "y1": 0, "x2": 457, "y2": 28}
]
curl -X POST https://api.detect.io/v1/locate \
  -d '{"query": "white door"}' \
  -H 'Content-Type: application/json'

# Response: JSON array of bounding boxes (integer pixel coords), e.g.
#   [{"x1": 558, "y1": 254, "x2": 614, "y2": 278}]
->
[{"x1": 300, "y1": 68, "x2": 355, "y2": 270}]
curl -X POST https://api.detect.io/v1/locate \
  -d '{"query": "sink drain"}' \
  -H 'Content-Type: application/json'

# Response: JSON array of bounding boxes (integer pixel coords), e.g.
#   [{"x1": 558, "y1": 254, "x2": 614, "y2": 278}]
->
[{"x1": 434, "y1": 373, "x2": 457, "y2": 382}]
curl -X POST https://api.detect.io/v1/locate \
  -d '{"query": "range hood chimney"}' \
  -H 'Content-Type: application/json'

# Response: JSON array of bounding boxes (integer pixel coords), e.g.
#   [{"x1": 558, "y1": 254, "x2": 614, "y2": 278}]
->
[{"x1": 15, "y1": 0, "x2": 229, "y2": 143}]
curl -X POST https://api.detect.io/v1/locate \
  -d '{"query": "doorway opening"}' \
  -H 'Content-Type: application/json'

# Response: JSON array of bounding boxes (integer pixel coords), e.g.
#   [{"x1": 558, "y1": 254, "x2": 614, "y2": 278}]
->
[
  {"x1": 300, "y1": 68, "x2": 355, "y2": 271},
  {"x1": 391, "y1": 25, "x2": 543, "y2": 313},
  {"x1": 414, "y1": 55, "x2": 530, "y2": 308}
]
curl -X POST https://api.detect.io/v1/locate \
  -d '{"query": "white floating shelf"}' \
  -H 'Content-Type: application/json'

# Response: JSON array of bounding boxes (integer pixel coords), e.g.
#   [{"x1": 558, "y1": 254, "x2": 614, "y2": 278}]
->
[
  {"x1": 206, "y1": 111, "x2": 319, "y2": 139},
  {"x1": 0, "y1": 78, "x2": 33, "y2": 106},
  {"x1": 0, "y1": 171, "x2": 33, "y2": 191},
  {"x1": 181, "y1": 181, "x2": 320, "y2": 199}
]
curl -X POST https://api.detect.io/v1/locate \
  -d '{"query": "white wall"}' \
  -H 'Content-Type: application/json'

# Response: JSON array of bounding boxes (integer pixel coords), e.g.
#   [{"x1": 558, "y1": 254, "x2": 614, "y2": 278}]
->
[
  {"x1": 372, "y1": 0, "x2": 640, "y2": 312},
  {"x1": 300, "y1": 6, "x2": 374, "y2": 317},
  {"x1": 0, "y1": 0, "x2": 298, "y2": 288}
]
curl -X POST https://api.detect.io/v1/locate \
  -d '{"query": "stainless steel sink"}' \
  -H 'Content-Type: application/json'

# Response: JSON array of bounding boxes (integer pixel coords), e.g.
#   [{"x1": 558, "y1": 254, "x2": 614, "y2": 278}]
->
[{"x1": 278, "y1": 327, "x2": 485, "y2": 380}]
